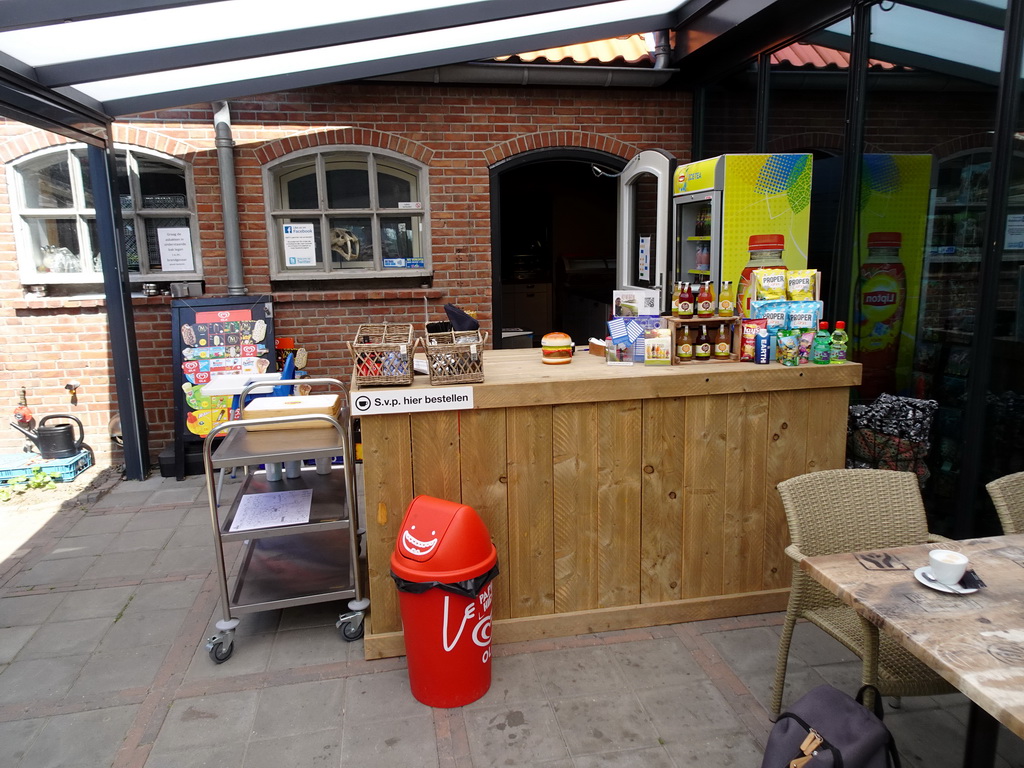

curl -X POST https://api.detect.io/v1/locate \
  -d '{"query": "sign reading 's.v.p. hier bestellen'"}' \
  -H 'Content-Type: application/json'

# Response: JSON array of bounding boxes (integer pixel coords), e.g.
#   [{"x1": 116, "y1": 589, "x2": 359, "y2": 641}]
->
[{"x1": 351, "y1": 387, "x2": 474, "y2": 416}]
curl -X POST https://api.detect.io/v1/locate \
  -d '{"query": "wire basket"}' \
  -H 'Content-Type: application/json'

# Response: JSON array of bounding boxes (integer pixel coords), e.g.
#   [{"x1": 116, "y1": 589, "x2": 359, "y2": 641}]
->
[
  {"x1": 348, "y1": 323, "x2": 418, "y2": 386},
  {"x1": 423, "y1": 330, "x2": 487, "y2": 385}
]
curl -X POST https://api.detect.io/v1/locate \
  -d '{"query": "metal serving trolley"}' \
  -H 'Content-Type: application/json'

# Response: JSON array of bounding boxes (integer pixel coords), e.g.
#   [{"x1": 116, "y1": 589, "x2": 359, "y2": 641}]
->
[{"x1": 202, "y1": 378, "x2": 367, "y2": 663}]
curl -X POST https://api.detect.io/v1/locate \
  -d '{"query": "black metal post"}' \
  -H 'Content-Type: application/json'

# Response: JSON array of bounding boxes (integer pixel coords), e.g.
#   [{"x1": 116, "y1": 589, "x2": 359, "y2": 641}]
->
[
  {"x1": 953, "y1": 0, "x2": 1024, "y2": 537},
  {"x1": 754, "y1": 51, "x2": 771, "y2": 153},
  {"x1": 88, "y1": 141, "x2": 150, "y2": 480}
]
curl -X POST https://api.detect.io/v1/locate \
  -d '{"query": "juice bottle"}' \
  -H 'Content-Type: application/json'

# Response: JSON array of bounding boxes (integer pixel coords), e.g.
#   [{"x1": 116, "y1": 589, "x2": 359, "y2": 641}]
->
[
  {"x1": 695, "y1": 325, "x2": 711, "y2": 360},
  {"x1": 829, "y1": 321, "x2": 848, "y2": 365},
  {"x1": 856, "y1": 233, "x2": 906, "y2": 397},
  {"x1": 676, "y1": 325, "x2": 693, "y2": 362},
  {"x1": 672, "y1": 282, "x2": 683, "y2": 316},
  {"x1": 811, "y1": 321, "x2": 831, "y2": 365},
  {"x1": 678, "y1": 282, "x2": 694, "y2": 318},
  {"x1": 713, "y1": 323, "x2": 731, "y2": 359},
  {"x1": 718, "y1": 280, "x2": 735, "y2": 317},
  {"x1": 696, "y1": 281, "x2": 715, "y2": 318},
  {"x1": 737, "y1": 234, "x2": 787, "y2": 317}
]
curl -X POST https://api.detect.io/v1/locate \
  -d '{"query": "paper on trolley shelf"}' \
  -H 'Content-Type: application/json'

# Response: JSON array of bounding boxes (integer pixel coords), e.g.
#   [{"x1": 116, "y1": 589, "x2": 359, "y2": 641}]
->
[{"x1": 229, "y1": 489, "x2": 312, "y2": 532}]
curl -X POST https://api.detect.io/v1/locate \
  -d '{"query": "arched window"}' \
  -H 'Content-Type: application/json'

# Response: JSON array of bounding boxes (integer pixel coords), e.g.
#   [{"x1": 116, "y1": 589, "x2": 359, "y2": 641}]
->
[
  {"x1": 8, "y1": 145, "x2": 200, "y2": 285},
  {"x1": 265, "y1": 147, "x2": 430, "y2": 278}
]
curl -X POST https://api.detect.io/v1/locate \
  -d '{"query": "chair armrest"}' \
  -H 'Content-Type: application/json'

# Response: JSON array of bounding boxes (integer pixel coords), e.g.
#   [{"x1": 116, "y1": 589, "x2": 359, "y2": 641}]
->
[
  {"x1": 927, "y1": 533, "x2": 955, "y2": 544},
  {"x1": 784, "y1": 544, "x2": 805, "y2": 562}
]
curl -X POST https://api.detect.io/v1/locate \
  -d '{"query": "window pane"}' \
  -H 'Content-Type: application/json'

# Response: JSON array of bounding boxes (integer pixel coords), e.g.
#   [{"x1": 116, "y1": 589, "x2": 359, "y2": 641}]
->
[
  {"x1": 329, "y1": 218, "x2": 373, "y2": 268},
  {"x1": 326, "y1": 158, "x2": 370, "y2": 208},
  {"x1": 73, "y1": 148, "x2": 94, "y2": 208},
  {"x1": 25, "y1": 218, "x2": 82, "y2": 273},
  {"x1": 22, "y1": 155, "x2": 73, "y2": 208},
  {"x1": 139, "y1": 157, "x2": 187, "y2": 209},
  {"x1": 377, "y1": 158, "x2": 417, "y2": 207},
  {"x1": 123, "y1": 219, "x2": 140, "y2": 271},
  {"x1": 116, "y1": 154, "x2": 132, "y2": 209},
  {"x1": 274, "y1": 157, "x2": 317, "y2": 209},
  {"x1": 381, "y1": 217, "x2": 421, "y2": 268},
  {"x1": 144, "y1": 218, "x2": 192, "y2": 271},
  {"x1": 279, "y1": 218, "x2": 323, "y2": 270}
]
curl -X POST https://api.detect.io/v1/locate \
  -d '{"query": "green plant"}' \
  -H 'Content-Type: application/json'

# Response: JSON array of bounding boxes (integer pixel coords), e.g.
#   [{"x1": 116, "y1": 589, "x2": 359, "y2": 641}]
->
[{"x1": 0, "y1": 467, "x2": 58, "y2": 501}]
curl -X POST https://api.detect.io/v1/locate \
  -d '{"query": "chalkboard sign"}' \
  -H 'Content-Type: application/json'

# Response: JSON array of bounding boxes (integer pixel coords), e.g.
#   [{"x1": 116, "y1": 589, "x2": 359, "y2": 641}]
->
[{"x1": 170, "y1": 296, "x2": 276, "y2": 479}]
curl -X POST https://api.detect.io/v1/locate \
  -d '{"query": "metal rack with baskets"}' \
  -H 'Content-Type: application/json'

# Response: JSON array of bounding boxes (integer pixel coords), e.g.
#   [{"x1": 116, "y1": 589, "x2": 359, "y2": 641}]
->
[{"x1": 201, "y1": 378, "x2": 368, "y2": 663}]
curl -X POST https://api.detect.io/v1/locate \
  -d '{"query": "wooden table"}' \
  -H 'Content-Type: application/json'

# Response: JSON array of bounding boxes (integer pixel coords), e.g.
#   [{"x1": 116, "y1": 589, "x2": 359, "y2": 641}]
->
[
  {"x1": 801, "y1": 534, "x2": 1024, "y2": 766},
  {"x1": 358, "y1": 347, "x2": 860, "y2": 659}
]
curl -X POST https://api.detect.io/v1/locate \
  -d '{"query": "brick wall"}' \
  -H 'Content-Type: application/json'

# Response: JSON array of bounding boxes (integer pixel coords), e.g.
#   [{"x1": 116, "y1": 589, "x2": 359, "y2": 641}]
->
[{"x1": 0, "y1": 82, "x2": 691, "y2": 463}]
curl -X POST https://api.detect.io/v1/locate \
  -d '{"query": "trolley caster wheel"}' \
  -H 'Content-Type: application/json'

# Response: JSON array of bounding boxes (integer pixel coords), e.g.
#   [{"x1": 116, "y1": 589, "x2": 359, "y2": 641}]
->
[
  {"x1": 208, "y1": 640, "x2": 234, "y2": 663},
  {"x1": 339, "y1": 620, "x2": 364, "y2": 641}
]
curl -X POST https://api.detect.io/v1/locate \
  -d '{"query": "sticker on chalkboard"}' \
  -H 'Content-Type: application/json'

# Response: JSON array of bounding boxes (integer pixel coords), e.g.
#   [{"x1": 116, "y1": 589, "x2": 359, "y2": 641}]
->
[
  {"x1": 252, "y1": 319, "x2": 267, "y2": 342},
  {"x1": 181, "y1": 323, "x2": 197, "y2": 347}
]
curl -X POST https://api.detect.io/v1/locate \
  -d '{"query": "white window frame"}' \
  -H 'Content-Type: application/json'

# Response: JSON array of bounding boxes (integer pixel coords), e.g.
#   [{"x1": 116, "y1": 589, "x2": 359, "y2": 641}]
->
[
  {"x1": 264, "y1": 146, "x2": 431, "y2": 280},
  {"x1": 8, "y1": 144, "x2": 202, "y2": 285}
]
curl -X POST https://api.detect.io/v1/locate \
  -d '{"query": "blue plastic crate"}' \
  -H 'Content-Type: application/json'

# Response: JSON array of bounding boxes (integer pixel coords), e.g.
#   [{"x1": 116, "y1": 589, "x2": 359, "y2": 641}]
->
[{"x1": 0, "y1": 450, "x2": 94, "y2": 485}]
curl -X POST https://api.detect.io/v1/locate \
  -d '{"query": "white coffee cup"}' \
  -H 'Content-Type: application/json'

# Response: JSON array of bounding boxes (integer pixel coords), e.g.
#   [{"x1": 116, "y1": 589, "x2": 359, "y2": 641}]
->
[{"x1": 929, "y1": 549, "x2": 969, "y2": 586}]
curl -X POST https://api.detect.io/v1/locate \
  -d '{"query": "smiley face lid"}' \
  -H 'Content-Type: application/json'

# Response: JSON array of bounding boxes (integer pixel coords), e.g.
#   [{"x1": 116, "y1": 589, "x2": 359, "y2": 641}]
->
[{"x1": 390, "y1": 495, "x2": 497, "y2": 583}]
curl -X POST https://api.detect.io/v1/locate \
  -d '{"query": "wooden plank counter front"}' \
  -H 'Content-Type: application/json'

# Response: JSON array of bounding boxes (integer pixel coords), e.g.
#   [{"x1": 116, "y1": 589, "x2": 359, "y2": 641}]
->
[{"x1": 358, "y1": 348, "x2": 861, "y2": 659}]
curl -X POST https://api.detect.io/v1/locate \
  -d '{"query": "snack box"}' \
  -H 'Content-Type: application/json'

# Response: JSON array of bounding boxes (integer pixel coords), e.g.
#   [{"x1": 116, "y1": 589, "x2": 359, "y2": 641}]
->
[{"x1": 242, "y1": 394, "x2": 341, "y2": 430}]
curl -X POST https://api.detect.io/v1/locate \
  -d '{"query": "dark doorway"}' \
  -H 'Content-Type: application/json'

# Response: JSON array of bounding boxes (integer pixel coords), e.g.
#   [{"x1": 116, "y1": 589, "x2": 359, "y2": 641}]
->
[{"x1": 491, "y1": 151, "x2": 624, "y2": 348}]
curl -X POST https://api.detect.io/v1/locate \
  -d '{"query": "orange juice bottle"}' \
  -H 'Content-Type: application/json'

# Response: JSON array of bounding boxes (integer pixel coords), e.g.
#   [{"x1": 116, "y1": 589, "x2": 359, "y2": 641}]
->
[
  {"x1": 718, "y1": 280, "x2": 735, "y2": 317},
  {"x1": 695, "y1": 325, "x2": 711, "y2": 360},
  {"x1": 696, "y1": 281, "x2": 715, "y2": 318},
  {"x1": 714, "y1": 324, "x2": 732, "y2": 359}
]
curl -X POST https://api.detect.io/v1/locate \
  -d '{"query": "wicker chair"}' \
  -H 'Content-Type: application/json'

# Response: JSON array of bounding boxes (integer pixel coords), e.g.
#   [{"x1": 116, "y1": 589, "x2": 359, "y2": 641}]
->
[
  {"x1": 770, "y1": 468, "x2": 956, "y2": 717},
  {"x1": 987, "y1": 471, "x2": 1024, "y2": 534}
]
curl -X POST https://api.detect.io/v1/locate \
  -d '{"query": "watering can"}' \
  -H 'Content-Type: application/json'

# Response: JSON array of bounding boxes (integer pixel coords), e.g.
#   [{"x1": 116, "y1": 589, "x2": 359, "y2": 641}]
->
[{"x1": 10, "y1": 414, "x2": 84, "y2": 459}]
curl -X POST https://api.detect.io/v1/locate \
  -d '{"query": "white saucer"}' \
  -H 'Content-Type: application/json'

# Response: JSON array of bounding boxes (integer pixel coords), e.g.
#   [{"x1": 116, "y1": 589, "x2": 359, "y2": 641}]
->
[{"x1": 914, "y1": 566, "x2": 978, "y2": 594}]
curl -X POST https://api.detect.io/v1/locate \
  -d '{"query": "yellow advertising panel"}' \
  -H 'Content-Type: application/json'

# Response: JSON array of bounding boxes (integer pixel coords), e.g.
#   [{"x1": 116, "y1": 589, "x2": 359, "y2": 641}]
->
[
  {"x1": 720, "y1": 154, "x2": 813, "y2": 289},
  {"x1": 852, "y1": 154, "x2": 933, "y2": 398}
]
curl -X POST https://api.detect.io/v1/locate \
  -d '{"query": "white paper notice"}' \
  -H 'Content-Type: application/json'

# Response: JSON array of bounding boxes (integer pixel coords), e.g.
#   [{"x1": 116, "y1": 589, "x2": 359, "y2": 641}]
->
[
  {"x1": 157, "y1": 227, "x2": 195, "y2": 271},
  {"x1": 283, "y1": 223, "x2": 317, "y2": 267},
  {"x1": 638, "y1": 236, "x2": 651, "y2": 281},
  {"x1": 229, "y1": 489, "x2": 312, "y2": 532}
]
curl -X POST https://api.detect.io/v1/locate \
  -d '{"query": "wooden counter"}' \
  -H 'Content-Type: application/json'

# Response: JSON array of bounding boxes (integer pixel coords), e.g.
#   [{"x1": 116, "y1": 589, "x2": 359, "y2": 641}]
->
[{"x1": 359, "y1": 349, "x2": 861, "y2": 659}]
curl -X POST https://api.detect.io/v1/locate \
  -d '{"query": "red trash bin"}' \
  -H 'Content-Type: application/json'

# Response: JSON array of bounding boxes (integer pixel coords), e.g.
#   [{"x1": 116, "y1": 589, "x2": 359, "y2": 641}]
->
[{"x1": 390, "y1": 495, "x2": 499, "y2": 708}]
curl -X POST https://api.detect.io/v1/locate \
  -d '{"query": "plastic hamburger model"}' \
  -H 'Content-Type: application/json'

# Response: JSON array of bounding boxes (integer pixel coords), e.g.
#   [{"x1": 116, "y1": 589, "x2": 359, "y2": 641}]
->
[{"x1": 541, "y1": 332, "x2": 574, "y2": 364}]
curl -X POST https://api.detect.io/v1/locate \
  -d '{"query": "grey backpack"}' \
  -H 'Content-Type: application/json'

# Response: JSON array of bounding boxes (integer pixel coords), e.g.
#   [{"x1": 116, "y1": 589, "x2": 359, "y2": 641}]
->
[{"x1": 761, "y1": 685, "x2": 901, "y2": 768}]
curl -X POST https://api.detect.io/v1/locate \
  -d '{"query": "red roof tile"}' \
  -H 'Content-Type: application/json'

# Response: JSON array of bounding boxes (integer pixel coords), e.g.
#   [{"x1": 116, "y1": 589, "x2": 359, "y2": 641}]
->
[{"x1": 500, "y1": 34, "x2": 653, "y2": 65}]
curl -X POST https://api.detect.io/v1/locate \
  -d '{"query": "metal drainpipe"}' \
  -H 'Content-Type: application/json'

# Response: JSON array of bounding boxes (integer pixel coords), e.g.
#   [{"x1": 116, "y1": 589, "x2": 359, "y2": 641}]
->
[
  {"x1": 213, "y1": 101, "x2": 246, "y2": 295},
  {"x1": 652, "y1": 30, "x2": 671, "y2": 69}
]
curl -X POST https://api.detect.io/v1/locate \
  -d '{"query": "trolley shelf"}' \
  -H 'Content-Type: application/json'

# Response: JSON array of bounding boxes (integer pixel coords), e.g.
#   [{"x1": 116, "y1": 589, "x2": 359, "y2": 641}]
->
[
  {"x1": 229, "y1": 529, "x2": 356, "y2": 614},
  {"x1": 211, "y1": 426, "x2": 345, "y2": 468},
  {"x1": 218, "y1": 467, "x2": 351, "y2": 543}
]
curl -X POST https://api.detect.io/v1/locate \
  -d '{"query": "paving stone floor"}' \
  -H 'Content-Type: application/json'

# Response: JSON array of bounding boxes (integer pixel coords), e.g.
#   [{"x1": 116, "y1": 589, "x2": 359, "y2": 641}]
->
[{"x1": 1, "y1": 468, "x2": 1022, "y2": 767}]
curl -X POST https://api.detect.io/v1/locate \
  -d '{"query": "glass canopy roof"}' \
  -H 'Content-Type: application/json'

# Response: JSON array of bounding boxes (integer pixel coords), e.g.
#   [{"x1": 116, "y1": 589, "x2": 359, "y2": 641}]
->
[{"x1": 0, "y1": 0, "x2": 690, "y2": 116}]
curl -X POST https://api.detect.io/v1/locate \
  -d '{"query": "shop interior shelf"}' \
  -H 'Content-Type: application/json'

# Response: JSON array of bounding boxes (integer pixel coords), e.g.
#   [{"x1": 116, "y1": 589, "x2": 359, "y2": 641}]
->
[
  {"x1": 229, "y1": 528, "x2": 356, "y2": 614},
  {"x1": 218, "y1": 467, "x2": 351, "y2": 543}
]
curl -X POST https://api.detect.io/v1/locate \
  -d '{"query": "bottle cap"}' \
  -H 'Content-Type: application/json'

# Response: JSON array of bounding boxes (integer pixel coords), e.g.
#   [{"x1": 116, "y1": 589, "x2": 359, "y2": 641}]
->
[
  {"x1": 818, "y1": 321, "x2": 829, "y2": 330},
  {"x1": 835, "y1": 321, "x2": 846, "y2": 330},
  {"x1": 748, "y1": 234, "x2": 785, "y2": 251},
  {"x1": 867, "y1": 232, "x2": 902, "y2": 248}
]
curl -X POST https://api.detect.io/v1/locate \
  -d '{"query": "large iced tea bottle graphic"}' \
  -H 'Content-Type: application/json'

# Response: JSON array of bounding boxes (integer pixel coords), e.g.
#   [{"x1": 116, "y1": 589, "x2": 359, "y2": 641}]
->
[
  {"x1": 856, "y1": 232, "x2": 906, "y2": 398},
  {"x1": 737, "y1": 234, "x2": 787, "y2": 317}
]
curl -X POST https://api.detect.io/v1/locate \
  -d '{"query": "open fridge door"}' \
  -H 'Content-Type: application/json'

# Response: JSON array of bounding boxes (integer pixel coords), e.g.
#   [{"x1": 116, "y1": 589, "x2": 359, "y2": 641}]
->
[{"x1": 616, "y1": 149, "x2": 675, "y2": 313}]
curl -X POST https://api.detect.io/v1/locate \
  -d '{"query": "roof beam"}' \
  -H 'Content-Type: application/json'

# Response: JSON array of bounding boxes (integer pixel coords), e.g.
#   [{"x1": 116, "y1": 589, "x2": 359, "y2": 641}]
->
[
  {"x1": 99, "y1": 13, "x2": 676, "y2": 116},
  {"x1": 0, "y1": 0, "x2": 223, "y2": 32},
  {"x1": 34, "y1": 0, "x2": 626, "y2": 86}
]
